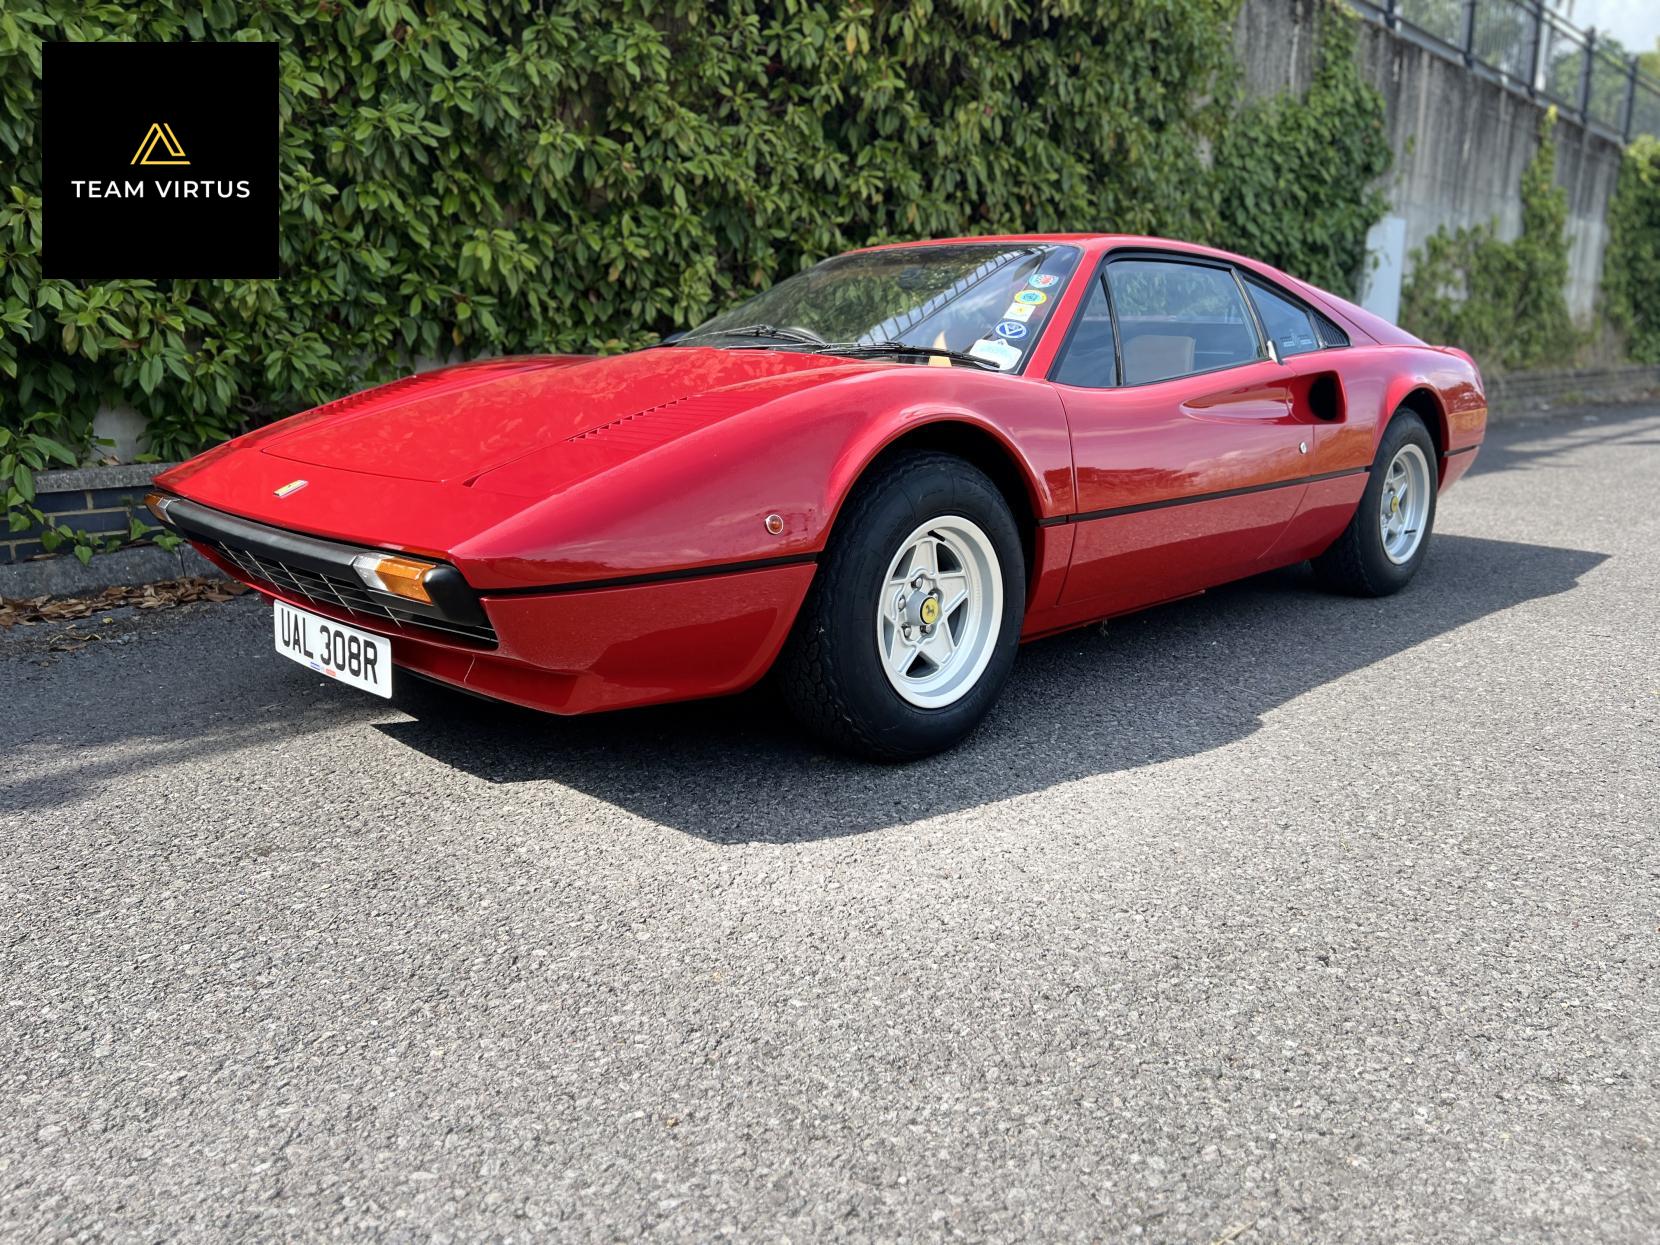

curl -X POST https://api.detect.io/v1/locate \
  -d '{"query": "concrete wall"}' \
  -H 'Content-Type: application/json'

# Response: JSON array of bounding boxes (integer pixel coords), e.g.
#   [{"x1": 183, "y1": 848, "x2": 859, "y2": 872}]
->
[{"x1": 1235, "y1": 0, "x2": 1624, "y2": 323}]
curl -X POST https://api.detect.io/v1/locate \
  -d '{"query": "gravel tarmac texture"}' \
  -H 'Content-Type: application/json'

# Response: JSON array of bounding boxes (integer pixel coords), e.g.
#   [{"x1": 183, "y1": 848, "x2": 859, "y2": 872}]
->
[{"x1": 3, "y1": 405, "x2": 1658, "y2": 1242}]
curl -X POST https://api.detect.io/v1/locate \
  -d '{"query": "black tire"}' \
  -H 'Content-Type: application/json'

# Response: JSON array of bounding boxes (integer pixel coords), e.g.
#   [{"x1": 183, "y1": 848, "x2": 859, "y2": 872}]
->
[
  {"x1": 1312, "y1": 408, "x2": 1439, "y2": 596},
  {"x1": 777, "y1": 451, "x2": 1025, "y2": 761}
]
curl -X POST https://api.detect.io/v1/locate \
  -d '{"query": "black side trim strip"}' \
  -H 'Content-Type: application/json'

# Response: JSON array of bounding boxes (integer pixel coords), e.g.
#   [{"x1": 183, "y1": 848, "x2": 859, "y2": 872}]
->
[
  {"x1": 1037, "y1": 466, "x2": 1370, "y2": 527},
  {"x1": 482, "y1": 552, "x2": 820, "y2": 598},
  {"x1": 1443, "y1": 444, "x2": 1480, "y2": 458}
]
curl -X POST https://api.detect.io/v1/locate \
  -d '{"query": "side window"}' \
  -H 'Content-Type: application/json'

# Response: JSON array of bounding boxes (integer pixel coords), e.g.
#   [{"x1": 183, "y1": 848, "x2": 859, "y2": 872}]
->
[
  {"x1": 1245, "y1": 280, "x2": 1321, "y2": 357},
  {"x1": 1051, "y1": 276, "x2": 1116, "y2": 387},
  {"x1": 1107, "y1": 259, "x2": 1261, "y2": 384}
]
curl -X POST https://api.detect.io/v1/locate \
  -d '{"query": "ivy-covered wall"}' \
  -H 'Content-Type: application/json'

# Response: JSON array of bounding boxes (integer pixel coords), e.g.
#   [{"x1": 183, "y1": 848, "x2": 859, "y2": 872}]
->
[
  {"x1": 1212, "y1": 5, "x2": 1390, "y2": 296},
  {"x1": 1, "y1": 0, "x2": 1390, "y2": 558},
  {"x1": 1399, "y1": 112, "x2": 1575, "y2": 372}
]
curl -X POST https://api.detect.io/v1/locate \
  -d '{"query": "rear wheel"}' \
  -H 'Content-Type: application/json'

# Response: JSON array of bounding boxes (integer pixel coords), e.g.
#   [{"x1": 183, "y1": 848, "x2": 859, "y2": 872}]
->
[
  {"x1": 1312, "y1": 408, "x2": 1438, "y2": 596},
  {"x1": 778, "y1": 451, "x2": 1025, "y2": 761}
]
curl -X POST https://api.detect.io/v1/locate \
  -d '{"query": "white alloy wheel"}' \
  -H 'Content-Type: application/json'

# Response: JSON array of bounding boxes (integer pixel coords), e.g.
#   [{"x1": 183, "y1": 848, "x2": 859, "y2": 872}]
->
[
  {"x1": 1379, "y1": 442, "x2": 1433, "y2": 565},
  {"x1": 875, "y1": 515, "x2": 1003, "y2": 709}
]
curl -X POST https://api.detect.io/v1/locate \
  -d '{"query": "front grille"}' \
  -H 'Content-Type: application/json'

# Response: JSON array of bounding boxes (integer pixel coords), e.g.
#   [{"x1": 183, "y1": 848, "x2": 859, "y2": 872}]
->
[
  {"x1": 158, "y1": 496, "x2": 498, "y2": 648},
  {"x1": 202, "y1": 538, "x2": 497, "y2": 646}
]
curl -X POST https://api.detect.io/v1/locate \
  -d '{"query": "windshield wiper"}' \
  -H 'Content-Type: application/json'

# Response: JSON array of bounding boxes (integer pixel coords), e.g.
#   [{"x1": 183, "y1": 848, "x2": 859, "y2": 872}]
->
[
  {"x1": 820, "y1": 341, "x2": 1004, "y2": 371},
  {"x1": 681, "y1": 323, "x2": 827, "y2": 346}
]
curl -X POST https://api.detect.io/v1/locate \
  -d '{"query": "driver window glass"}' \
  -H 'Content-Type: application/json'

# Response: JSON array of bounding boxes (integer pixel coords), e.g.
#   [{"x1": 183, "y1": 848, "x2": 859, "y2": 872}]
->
[{"x1": 1107, "y1": 259, "x2": 1260, "y2": 384}]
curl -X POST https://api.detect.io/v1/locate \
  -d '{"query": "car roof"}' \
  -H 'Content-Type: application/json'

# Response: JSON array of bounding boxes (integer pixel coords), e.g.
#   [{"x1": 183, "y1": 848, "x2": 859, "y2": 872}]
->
[
  {"x1": 853, "y1": 232, "x2": 1281, "y2": 272},
  {"x1": 857, "y1": 232, "x2": 1216, "y2": 253}
]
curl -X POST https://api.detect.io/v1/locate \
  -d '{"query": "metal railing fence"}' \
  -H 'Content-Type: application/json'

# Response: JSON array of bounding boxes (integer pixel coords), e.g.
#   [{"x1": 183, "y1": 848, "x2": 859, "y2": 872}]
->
[{"x1": 1352, "y1": 0, "x2": 1660, "y2": 144}]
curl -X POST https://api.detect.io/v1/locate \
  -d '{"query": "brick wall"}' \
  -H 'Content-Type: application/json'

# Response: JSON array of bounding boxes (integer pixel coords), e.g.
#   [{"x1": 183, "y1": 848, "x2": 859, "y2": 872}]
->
[
  {"x1": 1485, "y1": 365, "x2": 1660, "y2": 410},
  {"x1": 4, "y1": 463, "x2": 178, "y2": 564}
]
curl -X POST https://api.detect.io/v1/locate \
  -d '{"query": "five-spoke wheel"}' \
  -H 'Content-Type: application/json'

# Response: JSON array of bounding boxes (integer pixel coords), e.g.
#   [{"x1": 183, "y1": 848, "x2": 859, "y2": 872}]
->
[
  {"x1": 1379, "y1": 442, "x2": 1432, "y2": 565},
  {"x1": 778, "y1": 452, "x2": 1024, "y2": 761},
  {"x1": 1313, "y1": 407, "x2": 1439, "y2": 596},
  {"x1": 876, "y1": 517, "x2": 1003, "y2": 709}
]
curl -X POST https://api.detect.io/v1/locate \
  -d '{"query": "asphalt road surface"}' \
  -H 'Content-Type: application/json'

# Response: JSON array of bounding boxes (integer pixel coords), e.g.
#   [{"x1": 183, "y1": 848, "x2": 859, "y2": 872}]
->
[{"x1": 4, "y1": 405, "x2": 1658, "y2": 1242}]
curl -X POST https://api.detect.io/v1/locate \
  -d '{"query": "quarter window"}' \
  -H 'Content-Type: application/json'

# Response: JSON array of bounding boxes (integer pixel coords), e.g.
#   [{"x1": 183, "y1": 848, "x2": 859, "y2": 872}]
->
[
  {"x1": 1312, "y1": 307, "x2": 1350, "y2": 349},
  {"x1": 1107, "y1": 259, "x2": 1260, "y2": 384}
]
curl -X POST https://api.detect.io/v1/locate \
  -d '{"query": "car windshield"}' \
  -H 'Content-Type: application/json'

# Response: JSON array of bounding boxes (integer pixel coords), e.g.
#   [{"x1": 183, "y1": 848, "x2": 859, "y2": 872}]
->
[{"x1": 679, "y1": 243, "x2": 1084, "y2": 372}]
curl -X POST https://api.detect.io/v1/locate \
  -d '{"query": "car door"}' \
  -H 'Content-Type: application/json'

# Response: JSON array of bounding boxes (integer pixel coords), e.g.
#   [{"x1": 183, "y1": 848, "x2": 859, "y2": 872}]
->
[
  {"x1": 1237, "y1": 271, "x2": 1373, "y2": 564},
  {"x1": 1050, "y1": 254, "x2": 1310, "y2": 613}
]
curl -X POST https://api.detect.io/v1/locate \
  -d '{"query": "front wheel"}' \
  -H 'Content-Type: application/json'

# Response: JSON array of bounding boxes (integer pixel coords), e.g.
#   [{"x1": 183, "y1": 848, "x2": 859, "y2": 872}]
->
[
  {"x1": 777, "y1": 451, "x2": 1025, "y2": 761},
  {"x1": 1312, "y1": 408, "x2": 1438, "y2": 596}
]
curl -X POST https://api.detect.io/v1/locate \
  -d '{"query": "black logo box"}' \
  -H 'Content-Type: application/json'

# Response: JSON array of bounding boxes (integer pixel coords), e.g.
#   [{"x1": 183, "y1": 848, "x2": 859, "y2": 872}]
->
[{"x1": 42, "y1": 42, "x2": 278, "y2": 280}]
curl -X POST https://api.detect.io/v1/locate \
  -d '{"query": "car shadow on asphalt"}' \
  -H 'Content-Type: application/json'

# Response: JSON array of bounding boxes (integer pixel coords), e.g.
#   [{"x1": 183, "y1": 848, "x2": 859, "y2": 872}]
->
[{"x1": 373, "y1": 532, "x2": 1608, "y2": 842}]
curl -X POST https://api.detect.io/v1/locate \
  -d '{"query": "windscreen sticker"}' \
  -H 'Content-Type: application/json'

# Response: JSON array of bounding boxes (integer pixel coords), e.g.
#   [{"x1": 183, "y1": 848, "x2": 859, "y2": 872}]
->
[
  {"x1": 969, "y1": 338, "x2": 1023, "y2": 370},
  {"x1": 970, "y1": 258, "x2": 1074, "y2": 366}
]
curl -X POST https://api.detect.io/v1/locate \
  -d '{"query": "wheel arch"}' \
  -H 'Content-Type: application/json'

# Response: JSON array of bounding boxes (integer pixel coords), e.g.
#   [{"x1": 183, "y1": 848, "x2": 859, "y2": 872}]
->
[
  {"x1": 833, "y1": 417, "x2": 1047, "y2": 595},
  {"x1": 1393, "y1": 385, "x2": 1448, "y2": 462}
]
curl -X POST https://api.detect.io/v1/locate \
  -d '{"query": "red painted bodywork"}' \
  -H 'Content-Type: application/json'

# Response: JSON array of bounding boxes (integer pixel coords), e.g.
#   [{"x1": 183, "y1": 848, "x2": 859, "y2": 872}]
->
[{"x1": 156, "y1": 235, "x2": 1487, "y2": 713}]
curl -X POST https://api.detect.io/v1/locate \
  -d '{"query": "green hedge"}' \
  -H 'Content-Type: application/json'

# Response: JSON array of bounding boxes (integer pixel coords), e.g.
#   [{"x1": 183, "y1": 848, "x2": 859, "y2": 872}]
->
[
  {"x1": 1604, "y1": 135, "x2": 1660, "y2": 364},
  {"x1": 1, "y1": 0, "x2": 1389, "y2": 558}
]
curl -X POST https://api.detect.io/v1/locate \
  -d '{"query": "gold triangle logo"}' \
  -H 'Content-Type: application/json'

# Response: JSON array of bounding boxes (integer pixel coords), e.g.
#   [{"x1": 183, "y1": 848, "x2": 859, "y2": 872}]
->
[{"x1": 130, "y1": 122, "x2": 188, "y2": 166}]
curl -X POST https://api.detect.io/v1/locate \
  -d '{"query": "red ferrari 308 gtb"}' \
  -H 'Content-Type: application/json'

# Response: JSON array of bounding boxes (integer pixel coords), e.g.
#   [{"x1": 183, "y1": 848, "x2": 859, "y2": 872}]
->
[{"x1": 150, "y1": 235, "x2": 1486, "y2": 759}]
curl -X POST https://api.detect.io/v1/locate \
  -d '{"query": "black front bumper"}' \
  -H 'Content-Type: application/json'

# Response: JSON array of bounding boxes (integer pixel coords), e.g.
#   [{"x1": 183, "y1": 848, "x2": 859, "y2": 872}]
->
[{"x1": 157, "y1": 495, "x2": 497, "y2": 647}]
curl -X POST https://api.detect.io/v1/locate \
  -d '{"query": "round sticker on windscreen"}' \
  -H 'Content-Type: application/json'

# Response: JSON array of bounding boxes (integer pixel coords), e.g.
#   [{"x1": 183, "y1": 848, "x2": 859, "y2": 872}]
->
[
  {"x1": 1014, "y1": 290, "x2": 1047, "y2": 305},
  {"x1": 1029, "y1": 273, "x2": 1059, "y2": 288},
  {"x1": 995, "y1": 320, "x2": 1028, "y2": 339}
]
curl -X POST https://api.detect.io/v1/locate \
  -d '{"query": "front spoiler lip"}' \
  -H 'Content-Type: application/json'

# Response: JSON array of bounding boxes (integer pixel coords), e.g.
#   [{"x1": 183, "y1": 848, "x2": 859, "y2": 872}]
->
[{"x1": 155, "y1": 492, "x2": 493, "y2": 638}]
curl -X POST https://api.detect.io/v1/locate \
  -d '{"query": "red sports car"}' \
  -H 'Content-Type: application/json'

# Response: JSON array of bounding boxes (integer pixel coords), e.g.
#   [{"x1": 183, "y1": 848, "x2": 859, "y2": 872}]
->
[{"x1": 150, "y1": 235, "x2": 1485, "y2": 759}]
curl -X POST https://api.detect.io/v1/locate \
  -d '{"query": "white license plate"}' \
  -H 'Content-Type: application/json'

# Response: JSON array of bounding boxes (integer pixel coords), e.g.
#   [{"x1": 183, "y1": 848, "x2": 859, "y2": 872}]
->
[{"x1": 273, "y1": 600, "x2": 392, "y2": 698}]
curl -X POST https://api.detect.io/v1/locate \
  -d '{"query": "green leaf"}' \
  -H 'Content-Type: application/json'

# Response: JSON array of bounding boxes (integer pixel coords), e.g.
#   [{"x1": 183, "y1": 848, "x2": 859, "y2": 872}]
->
[{"x1": 27, "y1": 434, "x2": 78, "y2": 466}]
